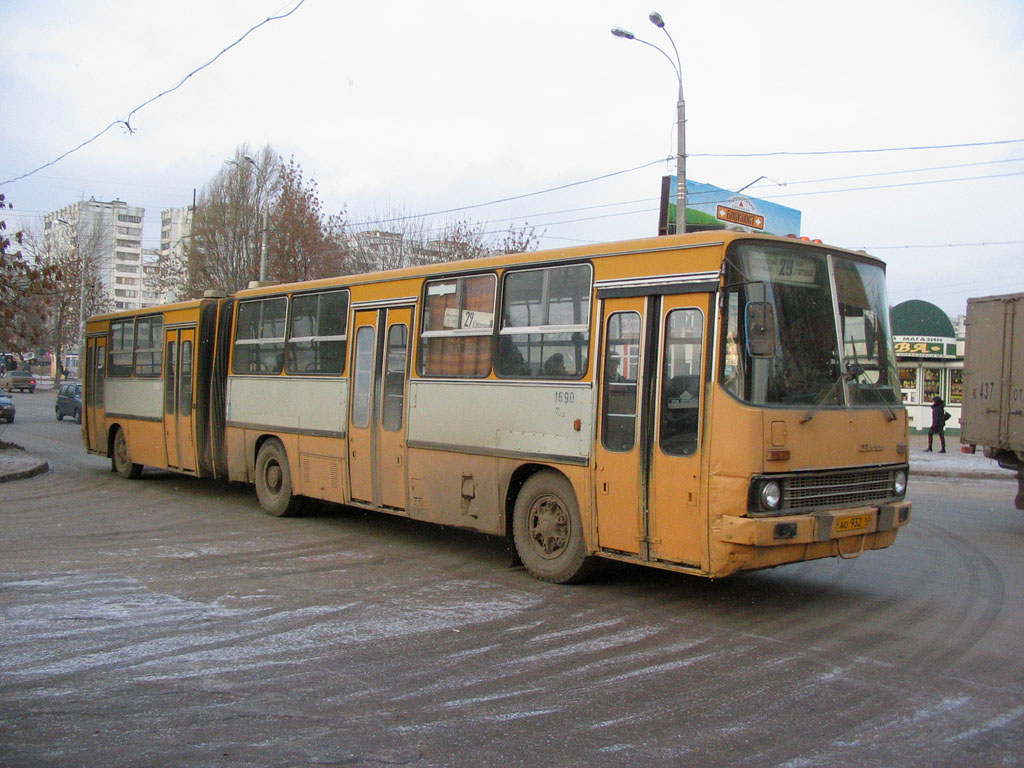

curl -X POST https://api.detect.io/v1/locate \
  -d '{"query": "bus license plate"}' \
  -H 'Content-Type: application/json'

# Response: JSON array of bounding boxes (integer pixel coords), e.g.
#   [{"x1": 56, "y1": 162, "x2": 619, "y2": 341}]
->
[{"x1": 835, "y1": 513, "x2": 873, "y2": 534}]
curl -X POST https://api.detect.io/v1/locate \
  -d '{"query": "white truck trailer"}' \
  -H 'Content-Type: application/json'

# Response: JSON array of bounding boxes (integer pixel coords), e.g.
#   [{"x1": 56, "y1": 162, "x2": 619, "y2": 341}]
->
[{"x1": 961, "y1": 292, "x2": 1024, "y2": 509}]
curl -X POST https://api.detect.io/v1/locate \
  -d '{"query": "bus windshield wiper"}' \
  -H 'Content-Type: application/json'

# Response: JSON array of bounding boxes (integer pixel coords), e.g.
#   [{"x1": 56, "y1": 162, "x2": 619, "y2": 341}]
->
[
  {"x1": 801, "y1": 363, "x2": 897, "y2": 424},
  {"x1": 846, "y1": 363, "x2": 898, "y2": 422},
  {"x1": 799, "y1": 371, "x2": 846, "y2": 424}
]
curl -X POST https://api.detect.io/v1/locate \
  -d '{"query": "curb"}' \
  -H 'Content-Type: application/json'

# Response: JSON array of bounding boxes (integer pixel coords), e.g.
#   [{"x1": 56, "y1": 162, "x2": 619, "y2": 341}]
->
[
  {"x1": 0, "y1": 458, "x2": 50, "y2": 483},
  {"x1": 910, "y1": 468, "x2": 1016, "y2": 481}
]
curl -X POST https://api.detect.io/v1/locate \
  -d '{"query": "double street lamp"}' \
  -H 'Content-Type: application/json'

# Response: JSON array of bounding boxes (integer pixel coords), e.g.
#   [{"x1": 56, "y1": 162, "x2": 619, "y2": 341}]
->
[
  {"x1": 227, "y1": 154, "x2": 270, "y2": 283},
  {"x1": 612, "y1": 11, "x2": 686, "y2": 234}
]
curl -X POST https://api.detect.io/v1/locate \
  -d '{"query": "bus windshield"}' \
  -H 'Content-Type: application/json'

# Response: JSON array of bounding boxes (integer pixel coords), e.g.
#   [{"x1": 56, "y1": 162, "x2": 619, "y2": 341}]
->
[{"x1": 721, "y1": 241, "x2": 901, "y2": 407}]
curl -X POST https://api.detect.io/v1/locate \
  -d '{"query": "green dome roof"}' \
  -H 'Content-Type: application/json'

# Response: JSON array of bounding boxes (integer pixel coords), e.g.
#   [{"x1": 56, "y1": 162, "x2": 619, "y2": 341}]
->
[{"x1": 891, "y1": 300, "x2": 955, "y2": 337}]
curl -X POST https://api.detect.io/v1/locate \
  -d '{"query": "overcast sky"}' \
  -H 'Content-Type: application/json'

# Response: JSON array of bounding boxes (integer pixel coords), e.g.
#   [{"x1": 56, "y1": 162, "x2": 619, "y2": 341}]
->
[{"x1": 2, "y1": 0, "x2": 1022, "y2": 317}]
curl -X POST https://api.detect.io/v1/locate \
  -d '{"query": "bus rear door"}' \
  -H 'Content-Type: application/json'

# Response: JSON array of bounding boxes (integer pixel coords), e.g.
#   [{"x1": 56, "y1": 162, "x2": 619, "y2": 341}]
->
[{"x1": 84, "y1": 335, "x2": 106, "y2": 454}]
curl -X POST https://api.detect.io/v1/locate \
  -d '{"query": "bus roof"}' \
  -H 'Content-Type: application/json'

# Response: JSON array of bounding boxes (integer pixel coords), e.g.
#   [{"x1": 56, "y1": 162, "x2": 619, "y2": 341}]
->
[
  {"x1": 235, "y1": 230, "x2": 883, "y2": 301},
  {"x1": 86, "y1": 230, "x2": 882, "y2": 321}
]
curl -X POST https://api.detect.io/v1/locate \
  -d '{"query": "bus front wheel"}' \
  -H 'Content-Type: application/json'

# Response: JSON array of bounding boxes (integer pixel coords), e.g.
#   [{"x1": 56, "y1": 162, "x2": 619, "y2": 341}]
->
[
  {"x1": 254, "y1": 439, "x2": 304, "y2": 517},
  {"x1": 512, "y1": 471, "x2": 594, "y2": 584},
  {"x1": 112, "y1": 428, "x2": 143, "y2": 479}
]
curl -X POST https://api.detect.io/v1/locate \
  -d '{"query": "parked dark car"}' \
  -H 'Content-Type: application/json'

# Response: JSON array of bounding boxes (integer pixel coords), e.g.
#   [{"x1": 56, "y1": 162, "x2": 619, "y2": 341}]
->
[
  {"x1": 55, "y1": 382, "x2": 83, "y2": 423},
  {"x1": 0, "y1": 370, "x2": 36, "y2": 393},
  {"x1": 0, "y1": 393, "x2": 14, "y2": 423}
]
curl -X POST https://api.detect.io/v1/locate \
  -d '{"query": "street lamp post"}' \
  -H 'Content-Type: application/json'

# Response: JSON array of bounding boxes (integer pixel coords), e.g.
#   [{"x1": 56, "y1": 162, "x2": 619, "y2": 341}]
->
[
  {"x1": 612, "y1": 11, "x2": 686, "y2": 234},
  {"x1": 227, "y1": 154, "x2": 270, "y2": 282}
]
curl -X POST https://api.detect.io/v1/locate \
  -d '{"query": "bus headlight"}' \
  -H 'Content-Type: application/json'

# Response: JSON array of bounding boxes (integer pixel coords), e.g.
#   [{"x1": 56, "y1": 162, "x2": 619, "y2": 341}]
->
[
  {"x1": 893, "y1": 470, "x2": 907, "y2": 497},
  {"x1": 760, "y1": 480, "x2": 782, "y2": 511}
]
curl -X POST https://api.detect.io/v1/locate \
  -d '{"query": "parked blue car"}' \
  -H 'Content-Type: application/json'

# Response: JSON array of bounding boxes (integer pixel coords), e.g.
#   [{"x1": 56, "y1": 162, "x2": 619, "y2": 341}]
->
[{"x1": 55, "y1": 382, "x2": 82, "y2": 423}]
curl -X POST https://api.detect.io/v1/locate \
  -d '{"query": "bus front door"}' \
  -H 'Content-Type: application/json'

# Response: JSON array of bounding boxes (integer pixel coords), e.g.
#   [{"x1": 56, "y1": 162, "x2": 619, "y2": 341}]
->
[
  {"x1": 596, "y1": 294, "x2": 709, "y2": 567},
  {"x1": 163, "y1": 328, "x2": 197, "y2": 473},
  {"x1": 349, "y1": 306, "x2": 412, "y2": 510},
  {"x1": 647, "y1": 296, "x2": 709, "y2": 567}
]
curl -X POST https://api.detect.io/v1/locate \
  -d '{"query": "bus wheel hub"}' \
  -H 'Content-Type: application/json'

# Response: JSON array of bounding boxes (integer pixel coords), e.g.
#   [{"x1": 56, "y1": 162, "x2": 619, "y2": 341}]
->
[{"x1": 529, "y1": 496, "x2": 569, "y2": 558}]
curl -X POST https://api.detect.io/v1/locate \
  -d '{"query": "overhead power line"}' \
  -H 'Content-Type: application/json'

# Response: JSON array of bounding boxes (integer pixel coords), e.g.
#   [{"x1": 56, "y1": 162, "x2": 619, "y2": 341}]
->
[
  {"x1": 0, "y1": 0, "x2": 307, "y2": 187},
  {"x1": 356, "y1": 159, "x2": 669, "y2": 226},
  {"x1": 478, "y1": 169, "x2": 1024, "y2": 233},
  {"x1": 468, "y1": 157, "x2": 1024, "y2": 228},
  {"x1": 764, "y1": 170, "x2": 1024, "y2": 200},
  {"x1": 358, "y1": 151, "x2": 1024, "y2": 229},
  {"x1": 862, "y1": 240, "x2": 1024, "y2": 250},
  {"x1": 691, "y1": 138, "x2": 1024, "y2": 158}
]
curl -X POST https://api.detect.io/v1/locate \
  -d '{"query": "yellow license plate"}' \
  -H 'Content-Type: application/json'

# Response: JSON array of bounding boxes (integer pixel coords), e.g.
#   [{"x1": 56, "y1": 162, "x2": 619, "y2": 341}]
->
[{"x1": 835, "y1": 513, "x2": 873, "y2": 533}]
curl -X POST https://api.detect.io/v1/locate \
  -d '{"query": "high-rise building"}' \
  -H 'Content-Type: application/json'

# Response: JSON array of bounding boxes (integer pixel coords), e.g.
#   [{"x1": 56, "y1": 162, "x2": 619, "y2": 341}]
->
[
  {"x1": 159, "y1": 206, "x2": 193, "y2": 304},
  {"x1": 44, "y1": 199, "x2": 147, "y2": 312}
]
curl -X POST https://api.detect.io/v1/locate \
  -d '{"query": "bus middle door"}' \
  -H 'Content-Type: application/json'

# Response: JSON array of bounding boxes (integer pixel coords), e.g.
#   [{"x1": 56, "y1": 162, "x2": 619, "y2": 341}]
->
[
  {"x1": 163, "y1": 327, "x2": 197, "y2": 473},
  {"x1": 594, "y1": 297, "x2": 646, "y2": 556},
  {"x1": 349, "y1": 306, "x2": 412, "y2": 510}
]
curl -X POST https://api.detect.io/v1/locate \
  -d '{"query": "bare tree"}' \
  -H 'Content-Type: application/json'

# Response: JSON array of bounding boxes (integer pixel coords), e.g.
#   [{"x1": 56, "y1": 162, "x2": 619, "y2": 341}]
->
[
  {"x1": 180, "y1": 144, "x2": 281, "y2": 297},
  {"x1": 0, "y1": 194, "x2": 60, "y2": 354},
  {"x1": 22, "y1": 217, "x2": 111, "y2": 374},
  {"x1": 176, "y1": 145, "x2": 540, "y2": 295},
  {"x1": 498, "y1": 222, "x2": 542, "y2": 255},
  {"x1": 346, "y1": 207, "x2": 540, "y2": 275},
  {"x1": 270, "y1": 157, "x2": 348, "y2": 283}
]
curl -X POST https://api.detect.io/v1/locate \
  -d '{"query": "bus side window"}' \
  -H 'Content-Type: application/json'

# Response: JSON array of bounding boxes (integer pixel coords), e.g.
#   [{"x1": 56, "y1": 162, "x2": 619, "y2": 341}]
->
[
  {"x1": 601, "y1": 312, "x2": 640, "y2": 452},
  {"x1": 286, "y1": 289, "x2": 349, "y2": 375},
  {"x1": 134, "y1": 315, "x2": 164, "y2": 377},
  {"x1": 497, "y1": 264, "x2": 591, "y2": 379},
  {"x1": 108, "y1": 319, "x2": 135, "y2": 377},
  {"x1": 418, "y1": 275, "x2": 495, "y2": 377},
  {"x1": 233, "y1": 298, "x2": 287, "y2": 375}
]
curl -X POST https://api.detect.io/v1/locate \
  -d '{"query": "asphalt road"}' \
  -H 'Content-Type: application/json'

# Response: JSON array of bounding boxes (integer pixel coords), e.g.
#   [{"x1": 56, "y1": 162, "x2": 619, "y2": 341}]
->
[{"x1": 1, "y1": 389, "x2": 1022, "y2": 768}]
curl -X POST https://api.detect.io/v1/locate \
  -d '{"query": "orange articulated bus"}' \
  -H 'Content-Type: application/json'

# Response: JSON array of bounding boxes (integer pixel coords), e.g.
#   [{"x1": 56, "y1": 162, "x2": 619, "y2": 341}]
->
[{"x1": 83, "y1": 231, "x2": 911, "y2": 583}]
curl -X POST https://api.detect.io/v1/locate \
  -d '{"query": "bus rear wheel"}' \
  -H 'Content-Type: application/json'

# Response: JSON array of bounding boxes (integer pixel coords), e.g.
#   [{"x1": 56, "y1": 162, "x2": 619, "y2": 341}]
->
[
  {"x1": 255, "y1": 439, "x2": 304, "y2": 517},
  {"x1": 512, "y1": 471, "x2": 594, "y2": 584},
  {"x1": 112, "y1": 427, "x2": 143, "y2": 479}
]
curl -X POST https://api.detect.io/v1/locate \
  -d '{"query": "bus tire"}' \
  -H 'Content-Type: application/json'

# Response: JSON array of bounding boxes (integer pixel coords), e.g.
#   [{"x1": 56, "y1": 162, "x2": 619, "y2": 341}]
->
[
  {"x1": 512, "y1": 471, "x2": 594, "y2": 584},
  {"x1": 112, "y1": 427, "x2": 143, "y2": 479},
  {"x1": 254, "y1": 439, "x2": 304, "y2": 517}
]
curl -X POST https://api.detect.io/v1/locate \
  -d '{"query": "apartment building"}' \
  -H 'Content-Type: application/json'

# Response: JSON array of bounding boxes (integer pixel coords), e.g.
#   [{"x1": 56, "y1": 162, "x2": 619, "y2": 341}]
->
[
  {"x1": 44, "y1": 199, "x2": 148, "y2": 312},
  {"x1": 158, "y1": 206, "x2": 193, "y2": 303}
]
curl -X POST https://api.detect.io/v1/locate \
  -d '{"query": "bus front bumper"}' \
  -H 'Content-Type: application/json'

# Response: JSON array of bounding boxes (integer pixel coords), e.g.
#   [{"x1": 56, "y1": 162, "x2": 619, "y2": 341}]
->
[{"x1": 717, "y1": 502, "x2": 912, "y2": 547}]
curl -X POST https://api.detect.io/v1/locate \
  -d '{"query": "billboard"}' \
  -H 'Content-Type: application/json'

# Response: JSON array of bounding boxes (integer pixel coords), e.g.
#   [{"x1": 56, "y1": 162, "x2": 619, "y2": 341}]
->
[{"x1": 659, "y1": 176, "x2": 801, "y2": 237}]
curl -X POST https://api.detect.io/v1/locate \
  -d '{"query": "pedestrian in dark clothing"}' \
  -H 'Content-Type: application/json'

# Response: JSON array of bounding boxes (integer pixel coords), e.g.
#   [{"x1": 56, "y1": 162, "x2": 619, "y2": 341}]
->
[{"x1": 925, "y1": 396, "x2": 949, "y2": 452}]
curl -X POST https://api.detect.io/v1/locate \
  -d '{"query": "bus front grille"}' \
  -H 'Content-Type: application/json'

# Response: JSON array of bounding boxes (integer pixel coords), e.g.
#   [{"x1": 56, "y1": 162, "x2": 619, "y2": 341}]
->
[{"x1": 785, "y1": 469, "x2": 896, "y2": 511}]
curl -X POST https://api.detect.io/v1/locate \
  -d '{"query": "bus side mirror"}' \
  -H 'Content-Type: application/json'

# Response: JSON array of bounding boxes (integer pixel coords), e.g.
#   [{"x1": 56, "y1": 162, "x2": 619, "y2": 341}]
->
[{"x1": 746, "y1": 302, "x2": 776, "y2": 358}]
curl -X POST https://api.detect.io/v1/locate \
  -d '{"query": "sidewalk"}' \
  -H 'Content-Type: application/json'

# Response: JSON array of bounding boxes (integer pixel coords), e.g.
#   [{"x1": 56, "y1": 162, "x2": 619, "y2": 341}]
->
[
  {"x1": 0, "y1": 444, "x2": 49, "y2": 483},
  {"x1": 907, "y1": 432, "x2": 1016, "y2": 480}
]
